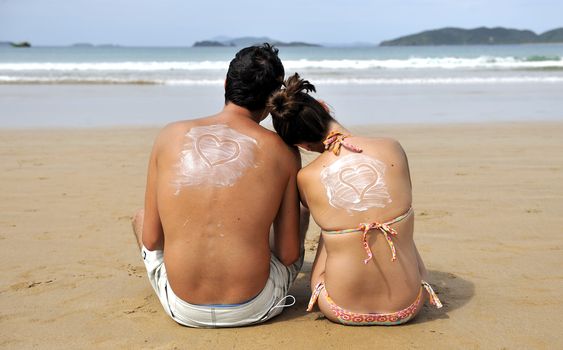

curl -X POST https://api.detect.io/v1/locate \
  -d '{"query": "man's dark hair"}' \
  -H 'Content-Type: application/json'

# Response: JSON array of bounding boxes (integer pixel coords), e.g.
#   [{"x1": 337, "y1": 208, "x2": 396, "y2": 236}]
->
[{"x1": 225, "y1": 43, "x2": 285, "y2": 111}]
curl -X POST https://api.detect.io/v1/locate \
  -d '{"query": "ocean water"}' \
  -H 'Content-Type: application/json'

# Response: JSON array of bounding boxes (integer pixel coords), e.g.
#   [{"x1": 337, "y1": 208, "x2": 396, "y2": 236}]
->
[{"x1": 1, "y1": 44, "x2": 563, "y2": 127}]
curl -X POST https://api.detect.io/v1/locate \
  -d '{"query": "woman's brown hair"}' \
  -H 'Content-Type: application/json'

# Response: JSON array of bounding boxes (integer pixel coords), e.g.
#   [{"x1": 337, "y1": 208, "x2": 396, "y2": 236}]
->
[{"x1": 268, "y1": 73, "x2": 334, "y2": 146}]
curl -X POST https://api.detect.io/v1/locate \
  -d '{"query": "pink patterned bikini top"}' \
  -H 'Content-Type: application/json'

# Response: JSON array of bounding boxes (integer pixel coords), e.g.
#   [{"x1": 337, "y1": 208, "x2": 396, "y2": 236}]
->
[{"x1": 322, "y1": 130, "x2": 413, "y2": 264}]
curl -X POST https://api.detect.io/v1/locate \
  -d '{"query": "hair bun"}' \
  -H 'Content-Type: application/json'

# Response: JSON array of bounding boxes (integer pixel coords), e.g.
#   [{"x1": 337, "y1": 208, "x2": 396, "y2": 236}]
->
[
  {"x1": 267, "y1": 89, "x2": 295, "y2": 120},
  {"x1": 284, "y1": 73, "x2": 316, "y2": 95},
  {"x1": 267, "y1": 73, "x2": 316, "y2": 119},
  {"x1": 269, "y1": 93, "x2": 289, "y2": 116}
]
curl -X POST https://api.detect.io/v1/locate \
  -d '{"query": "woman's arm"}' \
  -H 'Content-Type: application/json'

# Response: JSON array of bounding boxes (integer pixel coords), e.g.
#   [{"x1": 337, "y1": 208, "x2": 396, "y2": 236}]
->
[
  {"x1": 414, "y1": 243, "x2": 428, "y2": 280},
  {"x1": 310, "y1": 234, "x2": 327, "y2": 291}
]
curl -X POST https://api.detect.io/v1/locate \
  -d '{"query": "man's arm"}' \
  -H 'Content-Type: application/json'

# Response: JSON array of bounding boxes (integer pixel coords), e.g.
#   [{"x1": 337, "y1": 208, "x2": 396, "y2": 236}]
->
[
  {"x1": 272, "y1": 148, "x2": 301, "y2": 266},
  {"x1": 142, "y1": 132, "x2": 165, "y2": 251}
]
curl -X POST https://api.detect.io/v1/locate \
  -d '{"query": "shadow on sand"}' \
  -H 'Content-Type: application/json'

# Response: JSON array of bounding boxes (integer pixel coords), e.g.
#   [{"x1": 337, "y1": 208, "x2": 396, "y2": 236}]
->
[{"x1": 410, "y1": 269, "x2": 475, "y2": 324}]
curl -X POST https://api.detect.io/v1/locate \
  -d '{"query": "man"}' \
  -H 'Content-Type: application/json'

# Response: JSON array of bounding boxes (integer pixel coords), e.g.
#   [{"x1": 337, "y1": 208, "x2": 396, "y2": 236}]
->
[{"x1": 131, "y1": 44, "x2": 306, "y2": 327}]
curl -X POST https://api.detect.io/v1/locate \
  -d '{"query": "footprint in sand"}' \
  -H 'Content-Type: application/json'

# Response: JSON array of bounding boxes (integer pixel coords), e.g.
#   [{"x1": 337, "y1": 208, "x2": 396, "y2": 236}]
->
[
  {"x1": 123, "y1": 295, "x2": 159, "y2": 315},
  {"x1": 416, "y1": 210, "x2": 452, "y2": 220},
  {"x1": 126, "y1": 264, "x2": 145, "y2": 278},
  {"x1": 33, "y1": 231, "x2": 52, "y2": 240},
  {"x1": 9, "y1": 279, "x2": 54, "y2": 292}
]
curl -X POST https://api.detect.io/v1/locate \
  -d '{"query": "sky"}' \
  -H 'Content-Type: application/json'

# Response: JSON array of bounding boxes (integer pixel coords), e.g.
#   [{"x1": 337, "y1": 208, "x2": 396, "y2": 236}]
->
[{"x1": 1, "y1": 0, "x2": 562, "y2": 46}]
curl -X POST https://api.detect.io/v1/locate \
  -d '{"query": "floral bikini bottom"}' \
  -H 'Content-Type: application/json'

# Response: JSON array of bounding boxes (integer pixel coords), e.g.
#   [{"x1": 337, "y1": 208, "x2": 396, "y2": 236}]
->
[{"x1": 307, "y1": 280, "x2": 442, "y2": 326}]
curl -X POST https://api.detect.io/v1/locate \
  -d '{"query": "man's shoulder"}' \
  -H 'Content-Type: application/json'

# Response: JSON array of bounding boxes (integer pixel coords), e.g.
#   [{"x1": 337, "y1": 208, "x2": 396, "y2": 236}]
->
[
  {"x1": 159, "y1": 120, "x2": 187, "y2": 136},
  {"x1": 266, "y1": 131, "x2": 300, "y2": 161},
  {"x1": 151, "y1": 119, "x2": 206, "y2": 155},
  {"x1": 155, "y1": 117, "x2": 212, "y2": 141},
  {"x1": 255, "y1": 126, "x2": 285, "y2": 148},
  {"x1": 251, "y1": 128, "x2": 300, "y2": 170}
]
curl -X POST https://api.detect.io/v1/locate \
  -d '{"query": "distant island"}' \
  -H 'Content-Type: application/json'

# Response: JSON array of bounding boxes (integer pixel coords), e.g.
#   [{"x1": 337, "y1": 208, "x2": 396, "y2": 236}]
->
[
  {"x1": 0, "y1": 41, "x2": 31, "y2": 48},
  {"x1": 193, "y1": 36, "x2": 321, "y2": 47},
  {"x1": 380, "y1": 27, "x2": 563, "y2": 46}
]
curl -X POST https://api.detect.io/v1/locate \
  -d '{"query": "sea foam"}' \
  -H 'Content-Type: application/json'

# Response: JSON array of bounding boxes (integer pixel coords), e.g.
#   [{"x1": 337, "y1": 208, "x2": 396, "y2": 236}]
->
[{"x1": 1, "y1": 56, "x2": 562, "y2": 72}]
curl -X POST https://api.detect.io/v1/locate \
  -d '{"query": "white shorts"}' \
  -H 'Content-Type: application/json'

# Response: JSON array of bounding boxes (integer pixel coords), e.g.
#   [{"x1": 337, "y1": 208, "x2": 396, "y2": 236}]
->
[{"x1": 141, "y1": 246, "x2": 303, "y2": 328}]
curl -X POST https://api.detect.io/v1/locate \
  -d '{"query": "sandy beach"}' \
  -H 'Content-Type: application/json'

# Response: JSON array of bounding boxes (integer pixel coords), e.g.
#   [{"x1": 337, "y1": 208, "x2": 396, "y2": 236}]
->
[{"x1": 1, "y1": 122, "x2": 562, "y2": 349}]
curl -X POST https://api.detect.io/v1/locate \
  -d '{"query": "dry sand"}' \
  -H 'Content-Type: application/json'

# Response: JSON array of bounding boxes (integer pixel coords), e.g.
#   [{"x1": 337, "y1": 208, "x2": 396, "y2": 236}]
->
[{"x1": 1, "y1": 122, "x2": 562, "y2": 349}]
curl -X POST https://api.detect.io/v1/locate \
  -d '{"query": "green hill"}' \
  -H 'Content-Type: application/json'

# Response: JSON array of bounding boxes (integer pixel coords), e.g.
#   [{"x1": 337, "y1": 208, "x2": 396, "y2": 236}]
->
[
  {"x1": 539, "y1": 28, "x2": 563, "y2": 43},
  {"x1": 193, "y1": 36, "x2": 320, "y2": 47},
  {"x1": 380, "y1": 27, "x2": 563, "y2": 46}
]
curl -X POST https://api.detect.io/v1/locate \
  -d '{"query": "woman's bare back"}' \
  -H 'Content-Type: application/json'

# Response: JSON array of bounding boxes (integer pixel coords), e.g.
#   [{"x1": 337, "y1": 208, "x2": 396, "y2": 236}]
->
[{"x1": 302, "y1": 136, "x2": 424, "y2": 314}]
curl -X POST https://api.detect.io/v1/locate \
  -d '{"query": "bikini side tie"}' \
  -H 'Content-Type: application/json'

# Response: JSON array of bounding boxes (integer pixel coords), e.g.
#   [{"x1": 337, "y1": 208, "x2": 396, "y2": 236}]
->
[
  {"x1": 323, "y1": 131, "x2": 363, "y2": 155},
  {"x1": 422, "y1": 281, "x2": 443, "y2": 308},
  {"x1": 358, "y1": 221, "x2": 398, "y2": 264}
]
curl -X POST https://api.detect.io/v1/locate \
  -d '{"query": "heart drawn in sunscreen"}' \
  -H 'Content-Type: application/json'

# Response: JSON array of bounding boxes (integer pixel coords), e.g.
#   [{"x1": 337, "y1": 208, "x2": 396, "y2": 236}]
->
[
  {"x1": 195, "y1": 134, "x2": 241, "y2": 167},
  {"x1": 338, "y1": 164, "x2": 379, "y2": 202}
]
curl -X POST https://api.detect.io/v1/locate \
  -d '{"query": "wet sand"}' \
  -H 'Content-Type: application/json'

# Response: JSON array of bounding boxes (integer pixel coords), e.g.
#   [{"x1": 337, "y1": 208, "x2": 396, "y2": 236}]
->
[{"x1": 1, "y1": 122, "x2": 562, "y2": 349}]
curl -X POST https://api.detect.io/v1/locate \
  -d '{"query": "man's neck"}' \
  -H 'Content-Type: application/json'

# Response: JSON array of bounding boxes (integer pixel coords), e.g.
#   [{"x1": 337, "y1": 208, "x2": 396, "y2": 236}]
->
[{"x1": 222, "y1": 103, "x2": 265, "y2": 124}]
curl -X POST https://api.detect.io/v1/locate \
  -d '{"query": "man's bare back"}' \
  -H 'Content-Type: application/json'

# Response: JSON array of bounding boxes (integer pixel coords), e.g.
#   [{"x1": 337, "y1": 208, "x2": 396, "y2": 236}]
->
[{"x1": 141, "y1": 104, "x2": 301, "y2": 304}]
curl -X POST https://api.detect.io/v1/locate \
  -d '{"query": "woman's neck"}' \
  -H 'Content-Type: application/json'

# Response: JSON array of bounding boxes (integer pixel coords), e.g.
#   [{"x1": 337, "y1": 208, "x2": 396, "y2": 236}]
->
[
  {"x1": 301, "y1": 122, "x2": 352, "y2": 154},
  {"x1": 325, "y1": 121, "x2": 350, "y2": 137},
  {"x1": 321, "y1": 122, "x2": 361, "y2": 155}
]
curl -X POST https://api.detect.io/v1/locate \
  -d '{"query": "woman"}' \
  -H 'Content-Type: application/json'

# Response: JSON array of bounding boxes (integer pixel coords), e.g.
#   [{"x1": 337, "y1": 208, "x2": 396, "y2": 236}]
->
[{"x1": 268, "y1": 73, "x2": 442, "y2": 325}]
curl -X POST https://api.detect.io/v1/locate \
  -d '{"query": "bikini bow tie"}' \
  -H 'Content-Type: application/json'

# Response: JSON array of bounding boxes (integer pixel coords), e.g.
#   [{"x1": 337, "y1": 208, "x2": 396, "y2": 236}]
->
[
  {"x1": 358, "y1": 222, "x2": 398, "y2": 264},
  {"x1": 323, "y1": 131, "x2": 363, "y2": 156}
]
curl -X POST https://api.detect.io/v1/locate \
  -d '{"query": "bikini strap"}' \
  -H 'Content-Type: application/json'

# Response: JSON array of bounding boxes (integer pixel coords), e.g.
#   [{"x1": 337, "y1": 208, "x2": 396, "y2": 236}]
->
[
  {"x1": 307, "y1": 282, "x2": 325, "y2": 312},
  {"x1": 421, "y1": 281, "x2": 443, "y2": 308},
  {"x1": 359, "y1": 221, "x2": 398, "y2": 263},
  {"x1": 358, "y1": 207, "x2": 413, "y2": 264},
  {"x1": 323, "y1": 130, "x2": 363, "y2": 156}
]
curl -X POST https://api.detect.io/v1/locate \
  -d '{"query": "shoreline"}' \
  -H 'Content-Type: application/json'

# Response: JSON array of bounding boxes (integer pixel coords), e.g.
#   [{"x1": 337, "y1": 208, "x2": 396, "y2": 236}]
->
[
  {"x1": 2, "y1": 83, "x2": 563, "y2": 128},
  {"x1": 1, "y1": 119, "x2": 562, "y2": 131}
]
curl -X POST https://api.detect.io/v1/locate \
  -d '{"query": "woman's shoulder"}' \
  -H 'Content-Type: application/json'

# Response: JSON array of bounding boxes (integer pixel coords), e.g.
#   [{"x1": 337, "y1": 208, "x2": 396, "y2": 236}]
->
[
  {"x1": 297, "y1": 160, "x2": 316, "y2": 181},
  {"x1": 355, "y1": 135, "x2": 402, "y2": 148},
  {"x1": 351, "y1": 136, "x2": 406, "y2": 159},
  {"x1": 297, "y1": 154, "x2": 326, "y2": 185}
]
